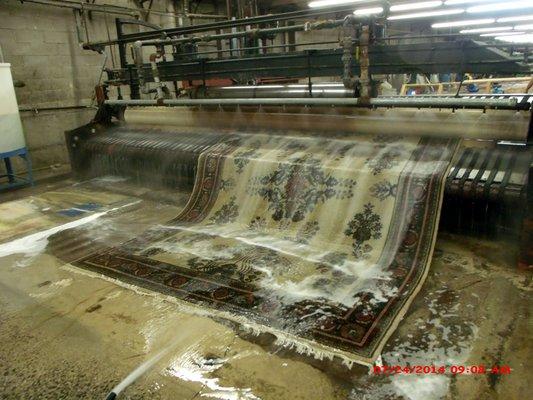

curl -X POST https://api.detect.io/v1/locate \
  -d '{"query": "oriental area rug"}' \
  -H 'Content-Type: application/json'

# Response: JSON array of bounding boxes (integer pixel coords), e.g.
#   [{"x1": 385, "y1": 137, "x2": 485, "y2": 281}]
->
[{"x1": 73, "y1": 132, "x2": 459, "y2": 366}]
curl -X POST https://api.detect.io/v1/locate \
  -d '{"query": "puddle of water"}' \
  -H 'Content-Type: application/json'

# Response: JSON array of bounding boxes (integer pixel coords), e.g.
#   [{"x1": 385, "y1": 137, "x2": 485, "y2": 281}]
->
[
  {"x1": 0, "y1": 200, "x2": 140, "y2": 265},
  {"x1": 166, "y1": 346, "x2": 261, "y2": 400},
  {"x1": 0, "y1": 182, "x2": 526, "y2": 400}
]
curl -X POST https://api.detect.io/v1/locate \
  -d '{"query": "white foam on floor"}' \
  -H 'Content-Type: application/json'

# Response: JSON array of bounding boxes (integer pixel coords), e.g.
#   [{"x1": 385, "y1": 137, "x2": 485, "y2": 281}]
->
[
  {"x1": 166, "y1": 345, "x2": 261, "y2": 400},
  {"x1": 29, "y1": 278, "x2": 73, "y2": 299},
  {"x1": 0, "y1": 200, "x2": 141, "y2": 261}
]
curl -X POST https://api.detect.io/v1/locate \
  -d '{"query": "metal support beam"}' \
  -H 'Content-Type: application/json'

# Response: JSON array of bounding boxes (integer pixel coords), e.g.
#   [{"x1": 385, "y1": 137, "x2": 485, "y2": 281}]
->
[{"x1": 107, "y1": 42, "x2": 528, "y2": 87}]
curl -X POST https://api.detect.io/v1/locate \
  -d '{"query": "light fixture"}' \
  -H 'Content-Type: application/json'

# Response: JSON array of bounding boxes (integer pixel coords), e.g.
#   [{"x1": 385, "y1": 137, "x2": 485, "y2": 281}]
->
[
  {"x1": 514, "y1": 24, "x2": 533, "y2": 30},
  {"x1": 444, "y1": 0, "x2": 497, "y2": 4},
  {"x1": 354, "y1": 6, "x2": 384, "y2": 15},
  {"x1": 308, "y1": 0, "x2": 367, "y2": 8},
  {"x1": 432, "y1": 18, "x2": 494, "y2": 28},
  {"x1": 495, "y1": 33, "x2": 533, "y2": 43},
  {"x1": 388, "y1": 8, "x2": 464, "y2": 20},
  {"x1": 390, "y1": 1, "x2": 442, "y2": 12},
  {"x1": 497, "y1": 14, "x2": 533, "y2": 23},
  {"x1": 467, "y1": 1, "x2": 533, "y2": 14},
  {"x1": 220, "y1": 86, "x2": 285, "y2": 89},
  {"x1": 480, "y1": 31, "x2": 525, "y2": 36},
  {"x1": 459, "y1": 26, "x2": 512, "y2": 33}
]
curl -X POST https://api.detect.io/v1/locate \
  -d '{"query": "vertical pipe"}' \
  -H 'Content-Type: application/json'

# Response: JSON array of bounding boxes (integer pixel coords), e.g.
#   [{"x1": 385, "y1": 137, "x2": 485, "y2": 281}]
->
[
  {"x1": 231, "y1": 17, "x2": 239, "y2": 57},
  {"x1": 182, "y1": 0, "x2": 189, "y2": 26},
  {"x1": 359, "y1": 25, "x2": 370, "y2": 100},
  {"x1": 213, "y1": 0, "x2": 222, "y2": 58},
  {"x1": 81, "y1": 4, "x2": 90, "y2": 43},
  {"x1": 4, "y1": 159, "x2": 15, "y2": 184},
  {"x1": 279, "y1": 20, "x2": 286, "y2": 53},
  {"x1": 150, "y1": 52, "x2": 164, "y2": 99},
  {"x1": 287, "y1": 21, "x2": 296, "y2": 52},
  {"x1": 73, "y1": 10, "x2": 84, "y2": 44},
  {"x1": 177, "y1": 0, "x2": 184, "y2": 28},
  {"x1": 215, "y1": 29, "x2": 223, "y2": 58},
  {"x1": 115, "y1": 18, "x2": 128, "y2": 68},
  {"x1": 133, "y1": 41, "x2": 147, "y2": 96},
  {"x1": 341, "y1": 15, "x2": 360, "y2": 98},
  {"x1": 226, "y1": 0, "x2": 232, "y2": 20},
  {"x1": 128, "y1": 65, "x2": 140, "y2": 99}
]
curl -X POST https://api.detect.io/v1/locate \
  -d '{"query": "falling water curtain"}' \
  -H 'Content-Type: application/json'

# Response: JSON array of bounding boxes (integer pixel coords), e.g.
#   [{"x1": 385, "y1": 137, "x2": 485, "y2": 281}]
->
[{"x1": 74, "y1": 130, "x2": 459, "y2": 366}]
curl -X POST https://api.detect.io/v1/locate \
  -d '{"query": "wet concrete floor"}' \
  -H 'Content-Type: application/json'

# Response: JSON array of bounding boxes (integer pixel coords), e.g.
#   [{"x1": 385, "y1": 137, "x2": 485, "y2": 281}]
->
[{"x1": 0, "y1": 179, "x2": 530, "y2": 399}]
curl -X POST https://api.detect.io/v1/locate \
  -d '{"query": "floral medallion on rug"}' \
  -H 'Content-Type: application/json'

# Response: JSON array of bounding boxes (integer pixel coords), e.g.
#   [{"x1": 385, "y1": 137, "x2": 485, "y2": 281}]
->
[{"x1": 74, "y1": 132, "x2": 459, "y2": 365}]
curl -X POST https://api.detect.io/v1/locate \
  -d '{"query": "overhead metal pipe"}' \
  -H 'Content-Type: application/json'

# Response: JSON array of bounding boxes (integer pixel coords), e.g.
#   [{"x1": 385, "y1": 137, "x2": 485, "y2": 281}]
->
[
  {"x1": 190, "y1": 84, "x2": 354, "y2": 99},
  {"x1": 105, "y1": 97, "x2": 519, "y2": 109},
  {"x1": 20, "y1": 0, "x2": 226, "y2": 19},
  {"x1": 137, "y1": 19, "x2": 344, "y2": 47},
  {"x1": 83, "y1": 5, "x2": 356, "y2": 49}
]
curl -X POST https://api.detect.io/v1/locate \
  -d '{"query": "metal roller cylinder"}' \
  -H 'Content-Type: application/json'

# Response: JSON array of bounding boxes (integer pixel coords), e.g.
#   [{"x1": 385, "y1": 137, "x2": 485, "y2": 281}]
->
[
  {"x1": 122, "y1": 106, "x2": 530, "y2": 141},
  {"x1": 68, "y1": 126, "x2": 226, "y2": 190},
  {"x1": 189, "y1": 84, "x2": 354, "y2": 99}
]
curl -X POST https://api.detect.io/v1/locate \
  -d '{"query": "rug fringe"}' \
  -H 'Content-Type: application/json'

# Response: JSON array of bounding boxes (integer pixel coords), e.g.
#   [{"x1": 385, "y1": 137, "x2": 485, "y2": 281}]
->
[{"x1": 62, "y1": 263, "x2": 373, "y2": 369}]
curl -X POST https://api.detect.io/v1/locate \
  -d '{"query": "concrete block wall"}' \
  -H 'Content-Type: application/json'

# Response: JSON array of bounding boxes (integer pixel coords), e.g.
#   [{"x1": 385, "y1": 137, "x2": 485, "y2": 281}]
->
[
  {"x1": 0, "y1": 1, "x2": 352, "y2": 177},
  {"x1": 0, "y1": 0, "x2": 178, "y2": 174}
]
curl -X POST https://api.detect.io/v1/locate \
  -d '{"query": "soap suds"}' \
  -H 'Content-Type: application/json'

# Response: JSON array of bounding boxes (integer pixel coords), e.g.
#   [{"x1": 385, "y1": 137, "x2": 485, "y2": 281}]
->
[{"x1": 0, "y1": 200, "x2": 140, "y2": 262}]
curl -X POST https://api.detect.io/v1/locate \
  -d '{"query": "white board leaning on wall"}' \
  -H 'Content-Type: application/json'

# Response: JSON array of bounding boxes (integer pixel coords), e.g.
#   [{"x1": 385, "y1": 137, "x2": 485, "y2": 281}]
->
[{"x1": 0, "y1": 63, "x2": 26, "y2": 155}]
